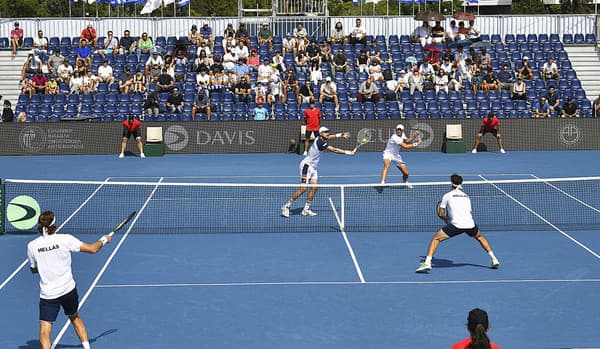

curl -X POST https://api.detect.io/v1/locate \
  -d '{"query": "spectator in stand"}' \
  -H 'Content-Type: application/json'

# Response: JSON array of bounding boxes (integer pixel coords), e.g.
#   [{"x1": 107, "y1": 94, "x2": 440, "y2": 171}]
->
[
  {"x1": 306, "y1": 41, "x2": 322, "y2": 66},
  {"x1": 20, "y1": 51, "x2": 42, "y2": 80},
  {"x1": 356, "y1": 50, "x2": 370, "y2": 73},
  {"x1": 293, "y1": 23, "x2": 309, "y2": 51},
  {"x1": 233, "y1": 57, "x2": 250, "y2": 80},
  {"x1": 223, "y1": 23, "x2": 236, "y2": 44},
  {"x1": 303, "y1": 99, "x2": 321, "y2": 155},
  {"x1": 368, "y1": 58, "x2": 384, "y2": 82},
  {"x1": 97, "y1": 60, "x2": 115, "y2": 86},
  {"x1": 156, "y1": 68, "x2": 174, "y2": 93},
  {"x1": 517, "y1": 56, "x2": 533, "y2": 80},
  {"x1": 33, "y1": 30, "x2": 48, "y2": 59},
  {"x1": 431, "y1": 21, "x2": 445, "y2": 44},
  {"x1": 143, "y1": 91, "x2": 160, "y2": 117},
  {"x1": 409, "y1": 67, "x2": 424, "y2": 95},
  {"x1": 330, "y1": 22, "x2": 347, "y2": 44},
  {"x1": 80, "y1": 24, "x2": 97, "y2": 48},
  {"x1": 459, "y1": 57, "x2": 473, "y2": 83},
  {"x1": 119, "y1": 30, "x2": 137, "y2": 55},
  {"x1": 299, "y1": 82, "x2": 314, "y2": 104},
  {"x1": 419, "y1": 58, "x2": 435, "y2": 82},
  {"x1": 450, "y1": 308, "x2": 501, "y2": 349},
  {"x1": 233, "y1": 40, "x2": 249, "y2": 61},
  {"x1": 96, "y1": 31, "x2": 118, "y2": 59},
  {"x1": 17, "y1": 112, "x2": 28, "y2": 122},
  {"x1": 320, "y1": 40, "x2": 332, "y2": 63},
  {"x1": 331, "y1": 48, "x2": 349, "y2": 75},
  {"x1": 284, "y1": 64, "x2": 299, "y2": 97},
  {"x1": 82, "y1": 69, "x2": 98, "y2": 94},
  {"x1": 534, "y1": 96, "x2": 551, "y2": 118},
  {"x1": 163, "y1": 53, "x2": 175, "y2": 77},
  {"x1": 454, "y1": 45, "x2": 469, "y2": 66},
  {"x1": 145, "y1": 50, "x2": 163, "y2": 76},
  {"x1": 192, "y1": 86, "x2": 211, "y2": 120},
  {"x1": 148, "y1": 63, "x2": 161, "y2": 83},
  {"x1": 254, "y1": 81, "x2": 270, "y2": 104},
  {"x1": 258, "y1": 23, "x2": 273, "y2": 51},
  {"x1": 309, "y1": 61, "x2": 322, "y2": 85},
  {"x1": 200, "y1": 23, "x2": 214, "y2": 49},
  {"x1": 269, "y1": 75, "x2": 285, "y2": 103},
  {"x1": 442, "y1": 47, "x2": 454, "y2": 63},
  {"x1": 47, "y1": 50, "x2": 64, "y2": 75},
  {"x1": 132, "y1": 70, "x2": 146, "y2": 93},
  {"x1": 542, "y1": 56, "x2": 559, "y2": 82},
  {"x1": 119, "y1": 66, "x2": 134, "y2": 93},
  {"x1": 561, "y1": 96, "x2": 579, "y2": 118},
  {"x1": 235, "y1": 23, "x2": 250, "y2": 46},
  {"x1": 76, "y1": 39, "x2": 92, "y2": 69},
  {"x1": 319, "y1": 76, "x2": 339, "y2": 111},
  {"x1": 545, "y1": 85, "x2": 561, "y2": 115},
  {"x1": 188, "y1": 25, "x2": 202, "y2": 46},
  {"x1": 192, "y1": 50, "x2": 212, "y2": 74},
  {"x1": 358, "y1": 76, "x2": 380, "y2": 103},
  {"x1": 47, "y1": 76, "x2": 59, "y2": 95},
  {"x1": 349, "y1": 18, "x2": 367, "y2": 46},
  {"x1": 435, "y1": 69, "x2": 449, "y2": 93},
  {"x1": 10, "y1": 22, "x2": 24, "y2": 56},
  {"x1": 457, "y1": 21, "x2": 469, "y2": 40},
  {"x1": 258, "y1": 58, "x2": 274, "y2": 83},
  {"x1": 496, "y1": 64, "x2": 515, "y2": 94},
  {"x1": 481, "y1": 69, "x2": 498, "y2": 93},
  {"x1": 471, "y1": 69, "x2": 483, "y2": 93},
  {"x1": 282, "y1": 33, "x2": 297, "y2": 56},
  {"x1": 57, "y1": 58, "x2": 73, "y2": 85},
  {"x1": 411, "y1": 21, "x2": 431, "y2": 45},
  {"x1": 295, "y1": 50, "x2": 309, "y2": 74},
  {"x1": 136, "y1": 32, "x2": 154, "y2": 61},
  {"x1": 234, "y1": 75, "x2": 252, "y2": 104},
  {"x1": 393, "y1": 70, "x2": 409, "y2": 94},
  {"x1": 74, "y1": 59, "x2": 86, "y2": 76},
  {"x1": 247, "y1": 48, "x2": 260, "y2": 72},
  {"x1": 594, "y1": 93, "x2": 600, "y2": 117},
  {"x1": 511, "y1": 77, "x2": 527, "y2": 100},
  {"x1": 69, "y1": 70, "x2": 84, "y2": 94},
  {"x1": 2, "y1": 100, "x2": 14, "y2": 122},
  {"x1": 32, "y1": 72, "x2": 48, "y2": 94},
  {"x1": 425, "y1": 49, "x2": 440, "y2": 69},
  {"x1": 272, "y1": 50, "x2": 287, "y2": 74},
  {"x1": 172, "y1": 42, "x2": 188, "y2": 66},
  {"x1": 222, "y1": 49, "x2": 236, "y2": 73},
  {"x1": 166, "y1": 87, "x2": 184, "y2": 113},
  {"x1": 448, "y1": 64, "x2": 463, "y2": 92},
  {"x1": 480, "y1": 48, "x2": 492, "y2": 72},
  {"x1": 467, "y1": 19, "x2": 481, "y2": 41},
  {"x1": 253, "y1": 99, "x2": 269, "y2": 120},
  {"x1": 440, "y1": 56, "x2": 453, "y2": 75}
]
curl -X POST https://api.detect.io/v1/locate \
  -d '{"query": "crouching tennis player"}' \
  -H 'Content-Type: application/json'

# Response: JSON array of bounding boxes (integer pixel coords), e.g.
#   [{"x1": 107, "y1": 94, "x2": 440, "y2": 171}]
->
[{"x1": 27, "y1": 211, "x2": 112, "y2": 349}]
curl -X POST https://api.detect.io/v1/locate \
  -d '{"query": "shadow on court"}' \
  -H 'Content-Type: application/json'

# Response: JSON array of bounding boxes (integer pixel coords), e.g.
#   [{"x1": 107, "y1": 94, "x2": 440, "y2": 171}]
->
[
  {"x1": 19, "y1": 329, "x2": 118, "y2": 349},
  {"x1": 425, "y1": 257, "x2": 490, "y2": 269}
]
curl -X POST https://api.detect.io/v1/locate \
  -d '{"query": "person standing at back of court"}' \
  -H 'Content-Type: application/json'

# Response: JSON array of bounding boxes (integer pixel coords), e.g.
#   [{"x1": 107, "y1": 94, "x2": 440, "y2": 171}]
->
[
  {"x1": 303, "y1": 99, "x2": 321, "y2": 156},
  {"x1": 27, "y1": 211, "x2": 113, "y2": 349}
]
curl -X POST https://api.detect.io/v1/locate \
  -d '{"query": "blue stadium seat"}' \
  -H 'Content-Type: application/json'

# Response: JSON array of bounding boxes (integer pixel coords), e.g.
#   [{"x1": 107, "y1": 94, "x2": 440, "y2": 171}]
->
[
  {"x1": 563, "y1": 34, "x2": 573, "y2": 44},
  {"x1": 574, "y1": 33, "x2": 584, "y2": 44}
]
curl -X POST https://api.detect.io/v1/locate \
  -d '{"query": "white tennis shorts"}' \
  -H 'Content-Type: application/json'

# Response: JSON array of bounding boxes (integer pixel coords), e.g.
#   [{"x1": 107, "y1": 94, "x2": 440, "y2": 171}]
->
[
  {"x1": 383, "y1": 152, "x2": 405, "y2": 165},
  {"x1": 299, "y1": 159, "x2": 318, "y2": 183}
]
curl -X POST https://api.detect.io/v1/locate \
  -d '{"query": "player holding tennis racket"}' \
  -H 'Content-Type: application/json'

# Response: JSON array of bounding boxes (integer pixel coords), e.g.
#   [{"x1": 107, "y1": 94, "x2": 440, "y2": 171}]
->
[
  {"x1": 415, "y1": 174, "x2": 500, "y2": 273},
  {"x1": 282, "y1": 126, "x2": 354, "y2": 217},
  {"x1": 377, "y1": 124, "x2": 421, "y2": 192},
  {"x1": 27, "y1": 210, "x2": 133, "y2": 349}
]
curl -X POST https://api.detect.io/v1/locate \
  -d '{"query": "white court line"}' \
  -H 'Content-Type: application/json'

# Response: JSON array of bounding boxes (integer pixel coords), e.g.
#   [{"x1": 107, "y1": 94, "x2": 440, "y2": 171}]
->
[
  {"x1": 51, "y1": 177, "x2": 164, "y2": 349},
  {"x1": 478, "y1": 175, "x2": 600, "y2": 261},
  {"x1": 530, "y1": 174, "x2": 600, "y2": 214},
  {"x1": 95, "y1": 278, "x2": 600, "y2": 288},
  {"x1": 328, "y1": 197, "x2": 365, "y2": 283},
  {"x1": 0, "y1": 177, "x2": 112, "y2": 292}
]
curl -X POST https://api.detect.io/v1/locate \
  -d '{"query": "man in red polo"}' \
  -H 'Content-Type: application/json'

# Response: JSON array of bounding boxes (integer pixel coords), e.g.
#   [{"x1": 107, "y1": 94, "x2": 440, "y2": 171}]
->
[
  {"x1": 80, "y1": 24, "x2": 97, "y2": 48},
  {"x1": 303, "y1": 99, "x2": 321, "y2": 156},
  {"x1": 119, "y1": 115, "x2": 145, "y2": 158},
  {"x1": 471, "y1": 111, "x2": 505, "y2": 154}
]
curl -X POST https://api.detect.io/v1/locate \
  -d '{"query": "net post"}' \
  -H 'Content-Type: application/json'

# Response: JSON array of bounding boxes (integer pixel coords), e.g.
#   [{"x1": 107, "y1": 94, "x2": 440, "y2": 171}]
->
[
  {"x1": 0, "y1": 179, "x2": 4, "y2": 235},
  {"x1": 340, "y1": 186, "x2": 345, "y2": 230}
]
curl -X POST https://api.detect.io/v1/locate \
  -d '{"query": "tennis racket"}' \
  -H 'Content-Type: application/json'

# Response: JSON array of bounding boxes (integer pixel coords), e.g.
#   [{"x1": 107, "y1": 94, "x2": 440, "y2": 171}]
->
[
  {"x1": 108, "y1": 211, "x2": 137, "y2": 237},
  {"x1": 353, "y1": 128, "x2": 374, "y2": 152}
]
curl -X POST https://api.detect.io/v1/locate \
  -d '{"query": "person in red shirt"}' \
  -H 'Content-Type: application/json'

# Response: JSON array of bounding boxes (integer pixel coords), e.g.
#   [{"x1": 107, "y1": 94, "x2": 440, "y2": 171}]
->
[
  {"x1": 10, "y1": 22, "x2": 23, "y2": 56},
  {"x1": 119, "y1": 115, "x2": 145, "y2": 158},
  {"x1": 472, "y1": 111, "x2": 505, "y2": 154},
  {"x1": 80, "y1": 24, "x2": 97, "y2": 48},
  {"x1": 303, "y1": 99, "x2": 321, "y2": 156},
  {"x1": 451, "y1": 308, "x2": 502, "y2": 349}
]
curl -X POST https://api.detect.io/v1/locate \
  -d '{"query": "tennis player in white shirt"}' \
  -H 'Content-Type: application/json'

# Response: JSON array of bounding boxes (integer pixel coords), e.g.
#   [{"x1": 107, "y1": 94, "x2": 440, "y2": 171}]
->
[
  {"x1": 27, "y1": 211, "x2": 112, "y2": 349},
  {"x1": 416, "y1": 174, "x2": 500, "y2": 273},
  {"x1": 378, "y1": 124, "x2": 421, "y2": 192}
]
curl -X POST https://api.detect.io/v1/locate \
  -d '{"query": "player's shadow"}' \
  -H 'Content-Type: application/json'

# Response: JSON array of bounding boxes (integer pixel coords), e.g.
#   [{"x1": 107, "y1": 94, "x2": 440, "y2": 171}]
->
[
  {"x1": 422, "y1": 256, "x2": 490, "y2": 269},
  {"x1": 19, "y1": 329, "x2": 118, "y2": 349}
]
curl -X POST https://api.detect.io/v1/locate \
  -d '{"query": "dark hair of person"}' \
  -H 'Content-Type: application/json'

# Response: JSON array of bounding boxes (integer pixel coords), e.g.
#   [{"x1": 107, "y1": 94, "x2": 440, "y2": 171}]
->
[
  {"x1": 451, "y1": 174, "x2": 463, "y2": 187},
  {"x1": 38, "y1": 211, "x2": 57, "y2": 235},
  {"x1": 467, "y1": 308, "x2": 491, "y2": 349}
]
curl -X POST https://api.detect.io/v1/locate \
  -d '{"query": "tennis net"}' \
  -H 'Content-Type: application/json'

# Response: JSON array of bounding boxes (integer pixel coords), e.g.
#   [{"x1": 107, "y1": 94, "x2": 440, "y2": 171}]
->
[{"x1": 2, "y1": 177, "x2": 600, "y2": 234}]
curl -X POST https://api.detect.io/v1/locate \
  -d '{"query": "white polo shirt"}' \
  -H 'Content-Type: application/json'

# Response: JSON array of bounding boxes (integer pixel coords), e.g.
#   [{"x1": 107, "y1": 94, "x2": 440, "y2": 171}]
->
[
  {"x1": 27, "y1": 234, "x2": 82, "y2": 299},
  {"x1": 439, "y1": 187, "x2": 476, "y2": 229}
]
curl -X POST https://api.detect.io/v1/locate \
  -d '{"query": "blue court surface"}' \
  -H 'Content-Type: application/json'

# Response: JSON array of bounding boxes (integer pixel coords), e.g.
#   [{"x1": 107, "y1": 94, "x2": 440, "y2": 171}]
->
[{"x1": 1, "y1": 150, "x2": 600, "y2": 349}]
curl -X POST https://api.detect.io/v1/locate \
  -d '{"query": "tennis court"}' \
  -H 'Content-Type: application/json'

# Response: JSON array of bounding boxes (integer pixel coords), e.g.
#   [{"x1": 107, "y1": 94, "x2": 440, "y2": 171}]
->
[{"x1": 1, "y1": 150, "x2": 600, "y2": 348}]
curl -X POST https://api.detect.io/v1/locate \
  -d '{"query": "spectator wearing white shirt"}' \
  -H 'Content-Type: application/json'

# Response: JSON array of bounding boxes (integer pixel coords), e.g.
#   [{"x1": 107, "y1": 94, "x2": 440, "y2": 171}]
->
[
  {"x1": 349, "y1": 18, "x2": 367, "y2": 46},
  {"x1": 258, "y1": 58, "x2": 274, "y2": 83},
  {"x1": 542, "y1": 56, "x2": 559, "y2": 82},
  {"x1": 145, "y1": 50, "x2": 163, "y2": 76},
  {"x1": 358, "y1": 76, "x2": 380, "y2": 103},
  {"x1": 435, "y1": 69, "x2": 449, "y2": 93},
  {"x1": 330, "y1": 21, "x2": 347, "y2": 44},
  {"x1": 83, "y1": 69, "x2": 98, "y2": 94},
  {"x1": 33, "y1": 30, "x2": 48, "y2": 59},
  {"x1": 196, "y1": 41, "x2": 211, "y2": 58},
  {"x1": 411, "y1": 21, "x2": 431, "y2": 45},
  {"x1": 282, "y1": 33, "x2": 297, "y2": 56},
  {"x1": 57, "y1": 58, "x2": 74, "y2": 84},
  {"x1": 97, "y1": 60, "x2": 115, "y2": 85},
  {"x1": 272, "y1": 50, "x2": 286, "y2": 73},
  {"x1": 196, "y1": 69, "x2": 211, "y2": 87},
  {"x1": 440, "y1": 57, "x2": 453, "y2": 75},
  {"x1": 269, "y1": 75, "x2": 285, "y2": 103},
  {"x1": 233, "y1": 40, "x2": 249, "y2": 61},
  {"x1": 96, "y1": 31, "x2": 118, "y2": 59},
  {"x1": 293, "y1": 22, "x2": 308, "y2": 51},
  {"x1": 222, "y1": 49, "x2": 237, "y2": 72},
  {"x1": 368, "y1": 59, "x2": 384, "y2": 82},
  {"x1": 419, "y1": 59, "x2": 435, "y2": 82},
  {"x1": 319, "y1": 76, "x2": 339, "y2": 110},
  {"x1": 309, "y1": 61, "x2": 322, "y2": 85},
  {"x1": 69, "y1": 70, "x2": 84, "y2": 94},
  {"x1": 393, "y1": 70, "x2": 409, "y2": 94},
  {"x1": 446, "y1": 20, "x2": 459, "y2": 42}
]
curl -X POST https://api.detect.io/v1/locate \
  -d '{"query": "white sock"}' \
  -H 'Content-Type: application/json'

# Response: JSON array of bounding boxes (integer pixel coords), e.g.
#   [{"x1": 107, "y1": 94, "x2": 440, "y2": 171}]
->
[
  {"x1": 488, "y1": 251, "x2": 497, "y2": 259},
  {"x1": 82, "y1": 341, "x2": 91, "y2": 349},
  {"x1": 380, "y1": 180, "x2": 385, "y2": 184},
  {"x1": 285, "y1": 200, "x2": 293, "y2": 208},
  {"x1": 304, "y1": 202, "x2": 311, "y2": 211},
  {"x1": 425, "y1": 256, "x2": 432, "y2": 264}
]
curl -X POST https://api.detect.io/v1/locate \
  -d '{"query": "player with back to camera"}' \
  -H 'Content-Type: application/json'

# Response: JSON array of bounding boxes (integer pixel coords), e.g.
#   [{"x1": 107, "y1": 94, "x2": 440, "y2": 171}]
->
[
  {"x1": 282, "y1": 126, "x2": 354, "y2": 217},
  {"x1": 451, "y1": 308, "x2": 502, "y2": 349},
  {"x1": 119, "y1": 114, "x2": 145, "y2": 158},
  {"x1": 378, "y1": 124, "x2": 421, "y2": 192},
  {"x1": 27, "y1": 211, "x2": 113, "y2": 349},
  {"x1": 416, "y1": 174, "x2": 500, "y2": 273},
  {"x1": 472, "y1": 111, "x2": 505, "y2": 154}
]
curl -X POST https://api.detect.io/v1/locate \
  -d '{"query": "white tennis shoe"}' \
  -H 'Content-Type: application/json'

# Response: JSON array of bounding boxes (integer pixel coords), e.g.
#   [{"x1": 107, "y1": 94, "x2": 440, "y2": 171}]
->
[
  {"x1": 303, "y1": 151, "x2": 307, "y2": 156},
  {"x1": 415, "y1": 261, "x2": 432, "y2": 273},
  {"x1": 500, "y1": 149, "x2": 506, "y2": 154},
  {"x1": 140, "y1": 153, "x2": 146, "y2": 158},
  {"x1": 301, "y1": 209, "x2": 317, "y2": 216},
  {"x1": 491, "y1": 258, "x2": 500, "y2": 269},
  {"x1": 119, "y1": 153, "x2": 125, "y2": 158},
  {"x1": 281, "y1": 205, "x2": 290, "y2": 218},
  {"x1": 471, "y1": 149, "x2": 477, "y2": 154}
]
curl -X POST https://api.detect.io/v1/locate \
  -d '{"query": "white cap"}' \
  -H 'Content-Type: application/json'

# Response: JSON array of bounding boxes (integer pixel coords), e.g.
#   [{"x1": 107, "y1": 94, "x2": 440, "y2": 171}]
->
[
  {"x1": 396, "y1": 124, "x2": 404, "y2": 130},
  {"x1": 523, "y1": 56, "x2": 529, "y2": 60},
  {"x1": 319, "y1": 126, "x2": 330, "y2": 133},
  {"x1": 400, "y1": 70, "x2": 406, "y2": 74},
  {"x1": 325, "y1": 76, "x2": 331, "y2": 82}
]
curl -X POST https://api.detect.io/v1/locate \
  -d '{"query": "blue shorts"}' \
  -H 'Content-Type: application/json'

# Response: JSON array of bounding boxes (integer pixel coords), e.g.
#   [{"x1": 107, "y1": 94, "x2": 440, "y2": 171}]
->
[
  {"x1": 442, "y1": 223, "x2": 479, "y2": 238},
  {"x1": 39, "y1": 287, "x2": 79, "y2": 322}
]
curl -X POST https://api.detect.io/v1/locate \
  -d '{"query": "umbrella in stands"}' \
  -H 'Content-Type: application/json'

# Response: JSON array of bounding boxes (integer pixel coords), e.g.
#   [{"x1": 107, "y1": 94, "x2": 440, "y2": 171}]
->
[
  {"x1": 423, "y1": 45, "x2": 443, "y2": 53},
  {"x1": 414, "y1": 11, "x2": 445, "y2": 22},
  {"x1": 405, "y1": 56, "x2": 417, "y2": 64},
  {"x1": 452, "y1": 11, "x2": 475, "y2": 21},
  {"x1": 471, "y1": 41, "x2": 491, "y2": 49}
]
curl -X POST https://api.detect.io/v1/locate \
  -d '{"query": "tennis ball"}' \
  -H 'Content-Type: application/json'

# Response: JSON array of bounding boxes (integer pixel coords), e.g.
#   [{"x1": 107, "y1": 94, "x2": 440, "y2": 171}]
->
[
  {"x1": 361, "y1": 138, "x2": 367, "y2": 143},
  {"x1": 7, "y1": 195, "x2": 41, "y2": 230}
]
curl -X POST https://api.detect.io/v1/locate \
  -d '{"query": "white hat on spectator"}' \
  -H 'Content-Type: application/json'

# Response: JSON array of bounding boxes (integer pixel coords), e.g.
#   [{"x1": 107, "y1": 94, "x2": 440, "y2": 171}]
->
[{"x1": 325, "y1": 76, "x2": 331, "y2": 82}]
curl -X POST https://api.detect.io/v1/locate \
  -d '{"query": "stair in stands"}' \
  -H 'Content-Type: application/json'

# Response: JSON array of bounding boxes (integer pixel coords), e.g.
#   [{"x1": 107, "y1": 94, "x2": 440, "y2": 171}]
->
[
  {"x1": 0, "y1": 51, "x2": 27, "y2": 108},
  {"x1": 565, "y1": 45, "x2": 600, "y2": 101}
]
